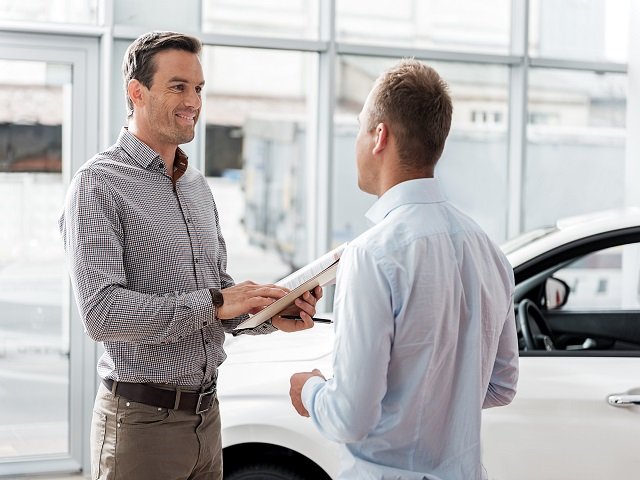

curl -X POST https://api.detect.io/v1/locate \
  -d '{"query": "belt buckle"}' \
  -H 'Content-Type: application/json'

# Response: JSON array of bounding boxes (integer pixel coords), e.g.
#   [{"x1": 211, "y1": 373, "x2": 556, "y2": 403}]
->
[{"x1": 195, "y1": 387, "x2": 216, "y2": 414}]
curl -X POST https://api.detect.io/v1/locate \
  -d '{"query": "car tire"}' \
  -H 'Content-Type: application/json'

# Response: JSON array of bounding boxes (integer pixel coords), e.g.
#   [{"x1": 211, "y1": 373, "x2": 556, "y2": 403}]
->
[{"x1": 225, "y1": 463, "x2": 306, "y2": 480}]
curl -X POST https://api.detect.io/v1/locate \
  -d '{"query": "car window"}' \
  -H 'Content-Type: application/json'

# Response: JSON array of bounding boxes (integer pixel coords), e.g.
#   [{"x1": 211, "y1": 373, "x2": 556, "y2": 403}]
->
[{"x1": 553, "y1": 243, "x2": 640, "y2": 311}]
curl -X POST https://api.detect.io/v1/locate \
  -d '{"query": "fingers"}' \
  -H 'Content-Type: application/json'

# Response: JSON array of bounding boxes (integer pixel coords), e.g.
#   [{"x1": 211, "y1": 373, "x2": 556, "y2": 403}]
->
[
  {"x1": 289, "y1": 373, "x2": 310, "y2": 417},
  {"x1": 295, "y1": 291, "x2": 317, "y2": 316},
  {"x1": 294, "y1": 307, "x2": 315, "y2": 330},
  {"x1": 271, "y1": 314, "x2": 314, "y2": 332},
  {"x1": 217, "y1": 283, "x2": 290, "y2": 320},
  {"x1": 289, "y1": 370, "x2": 325, "y2": 417},
  {"x1": 291, "y1": 395, "x2": 309, "y2": 417},
  {"x1": 312, "y1": 286, "x2": 323, "y2": 301}
]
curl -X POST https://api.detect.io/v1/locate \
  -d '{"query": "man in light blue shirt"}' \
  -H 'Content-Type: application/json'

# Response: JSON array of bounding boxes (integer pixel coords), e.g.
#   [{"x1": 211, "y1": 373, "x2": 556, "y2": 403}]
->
[{"x1": 289, "y1": 60, "x2": 518, "y2": 480}]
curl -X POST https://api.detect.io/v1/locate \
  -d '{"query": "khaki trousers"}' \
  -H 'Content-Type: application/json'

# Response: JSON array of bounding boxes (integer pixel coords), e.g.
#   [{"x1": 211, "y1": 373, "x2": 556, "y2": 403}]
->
[{"x1": 91, "y1": 382, "x2": 222, "y2": 480}]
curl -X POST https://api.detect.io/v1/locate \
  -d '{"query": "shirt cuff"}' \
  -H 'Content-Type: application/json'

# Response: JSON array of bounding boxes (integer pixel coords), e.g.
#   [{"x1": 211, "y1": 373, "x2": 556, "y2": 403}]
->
[
  {"x1": 186, "y1": 289, "x2": 215, "y2": 330},
  {"x1": 230, "y1": 318, "x2": 277, "y2": 336},
  {"x1": 301, "y1": 375, "x2": 326, "y2": 414}
]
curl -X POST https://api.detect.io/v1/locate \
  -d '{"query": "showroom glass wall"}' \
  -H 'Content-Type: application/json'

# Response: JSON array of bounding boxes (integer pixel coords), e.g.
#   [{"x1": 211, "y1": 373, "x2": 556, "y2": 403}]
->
[{"x1": 0, "y1": 0, "x2": 633, "y2": 476}]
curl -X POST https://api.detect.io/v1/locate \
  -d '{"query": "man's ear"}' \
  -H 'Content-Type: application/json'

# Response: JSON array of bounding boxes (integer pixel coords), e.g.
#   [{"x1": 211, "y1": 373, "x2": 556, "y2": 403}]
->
[
  {"x1": 372, "y1": 122, "x2": 388, "y2": 154},
  {"x1": 127, "y1": 79, "x2": 145, "y2": 111}
]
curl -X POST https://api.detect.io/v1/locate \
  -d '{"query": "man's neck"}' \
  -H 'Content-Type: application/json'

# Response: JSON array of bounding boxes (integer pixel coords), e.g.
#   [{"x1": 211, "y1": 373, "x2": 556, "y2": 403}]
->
[
  {"x1": 377, "y1": 165, "x2": 434, "y2": 197},
  {"x1": 127, "y1": 123, "x2": 177, "y2": 173}
]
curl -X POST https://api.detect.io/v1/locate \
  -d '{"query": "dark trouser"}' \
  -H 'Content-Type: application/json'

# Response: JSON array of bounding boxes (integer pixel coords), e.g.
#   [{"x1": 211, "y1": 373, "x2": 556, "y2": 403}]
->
[{"x1": 91, "y1": 382, "x2": 222, "y2": 480}]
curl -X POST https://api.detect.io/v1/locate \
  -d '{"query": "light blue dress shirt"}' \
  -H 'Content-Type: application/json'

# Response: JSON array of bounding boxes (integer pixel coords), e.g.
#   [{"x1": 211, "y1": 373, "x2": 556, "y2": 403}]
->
[{"x1": 302, "y1": 178, "x2": 518, "y2": 480}]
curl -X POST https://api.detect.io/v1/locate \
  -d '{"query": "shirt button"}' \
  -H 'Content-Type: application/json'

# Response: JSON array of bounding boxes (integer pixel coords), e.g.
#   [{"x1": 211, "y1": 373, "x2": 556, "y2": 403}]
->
[
  {"x1": 187, "y1": 218, "x2": 192, "y2": 223},
  {"x1": 195, "y1": 258, "x2": 199, "y2": 264}
]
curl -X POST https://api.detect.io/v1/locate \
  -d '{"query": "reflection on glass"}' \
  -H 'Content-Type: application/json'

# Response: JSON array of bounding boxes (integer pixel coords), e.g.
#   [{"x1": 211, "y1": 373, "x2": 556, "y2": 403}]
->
[
  {"x1": 0, "y1": 0, "x2": 98, "y2": 24},
  {"x1": 554, "y1": 244, "x2": 640, "y2": 310},
  {"x1": 524, "y1": 69, "x2": 626, "y2": 231},
  {"x1": 201, "y1": 46, "x2": 316, "y2": 289},
  {"x1": 529, "y1": 0, "x2": 630, "y2": 63},
  {"x1": 0, "y1": 60, "x2": 70, "y2": 458},
  {"x1": 202, "y1": 0, "x2": 319, "y2": 40},
  {"x1": 333, "y1": 56, "x2": 509, "y2": 243},
  {"x1": 0, "y1": 60, "x2": 63, "y2": 173},
  {"x1": 336, "y1": 0, "x2": 511, "y2": 54}
]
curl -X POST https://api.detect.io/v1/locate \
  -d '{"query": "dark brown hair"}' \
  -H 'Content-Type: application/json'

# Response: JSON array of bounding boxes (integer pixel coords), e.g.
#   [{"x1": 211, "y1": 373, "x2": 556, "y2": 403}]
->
[
  {"x1": 122, "y1": 31, "x2": 202, "y2": 117},
  {"x1": 367, "y1": 59, "x2": 453, "y2": 170}
]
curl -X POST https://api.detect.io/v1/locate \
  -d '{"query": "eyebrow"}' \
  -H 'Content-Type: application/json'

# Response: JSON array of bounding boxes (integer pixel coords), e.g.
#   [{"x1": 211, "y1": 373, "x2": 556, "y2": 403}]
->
[{"x1": 168, "y1": 76, "x2": 205, "y2": 86}]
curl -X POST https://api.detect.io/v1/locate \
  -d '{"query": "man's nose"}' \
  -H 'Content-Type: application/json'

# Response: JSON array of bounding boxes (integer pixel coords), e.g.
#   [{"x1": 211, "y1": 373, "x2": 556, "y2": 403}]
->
[{"x1": 185, "y1": 87, "x2": 201, "y2": 108}]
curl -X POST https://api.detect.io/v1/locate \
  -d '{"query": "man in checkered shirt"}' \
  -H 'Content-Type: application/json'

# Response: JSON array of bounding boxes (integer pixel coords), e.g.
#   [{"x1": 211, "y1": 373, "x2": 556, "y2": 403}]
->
[{"x1": 59, "y1": 31, "x2": 320, "y2": 480}]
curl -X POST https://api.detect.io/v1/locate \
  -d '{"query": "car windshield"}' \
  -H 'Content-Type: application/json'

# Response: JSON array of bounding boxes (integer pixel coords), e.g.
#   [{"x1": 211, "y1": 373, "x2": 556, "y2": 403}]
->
[{"x1": 500, "y1": 225, "x2": 558, "y2": 255}]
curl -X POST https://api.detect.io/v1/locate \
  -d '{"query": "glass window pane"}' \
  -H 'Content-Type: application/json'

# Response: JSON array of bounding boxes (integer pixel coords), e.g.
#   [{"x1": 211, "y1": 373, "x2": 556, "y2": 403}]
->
[
  {"x1": 529, "y1": 0, "x2": 630, "y2": 63},
  {"x1": 336, "y1": 0, "x2": 511, "y2": 55},
  {"x1": 202, "y1": 46, "x2": 316, "y2": 289},
  {"x1": 524, "y1": 69, "x2": 626, "y2": 231},
  {"x1": 0, "y1": 0, "x2": 98, "y2": 25},
  {"x1": 0, "y1": 60, "x2": 70, "y2": 458},
  {"x1": 202, "y1": 0, "x2": 319, "y2": 40},
  {"x1": 114, "y1": 0, "x2": 200, "y2": 31},
  {"x1": 553, "y1": 244, "x2": 640, "y2": 310},
  {"x1": 333, "y1": 56, "x2": 510, "y2": 243}
]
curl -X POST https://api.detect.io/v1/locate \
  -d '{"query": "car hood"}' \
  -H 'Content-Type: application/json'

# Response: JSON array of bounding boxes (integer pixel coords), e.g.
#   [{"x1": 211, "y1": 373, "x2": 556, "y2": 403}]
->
[
  {"x1": 222, "y1": 323, "x2": 334, "y2": 365},
  {"x1": 218, "y1": 323, "x2": 334, "y2": 398}
]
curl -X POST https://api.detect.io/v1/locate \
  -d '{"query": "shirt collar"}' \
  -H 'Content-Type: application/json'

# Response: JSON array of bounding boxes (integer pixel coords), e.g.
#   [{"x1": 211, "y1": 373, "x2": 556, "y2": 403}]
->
[
  {"x1": 117, "y1": 127, "x2": 189, "y2": 175},
  {"x1": 365, "y1": 178, "x2": 446, "y2": 224}
]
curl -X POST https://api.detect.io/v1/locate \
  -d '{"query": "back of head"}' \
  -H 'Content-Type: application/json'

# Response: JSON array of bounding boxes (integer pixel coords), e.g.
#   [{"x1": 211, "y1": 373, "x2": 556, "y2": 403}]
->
[
  {"x1": 368, "y1": 59, "x2": 453, "y2": 171},
  {"x1": 122, "y1": 31, "x2": 202, "y2": 117}
]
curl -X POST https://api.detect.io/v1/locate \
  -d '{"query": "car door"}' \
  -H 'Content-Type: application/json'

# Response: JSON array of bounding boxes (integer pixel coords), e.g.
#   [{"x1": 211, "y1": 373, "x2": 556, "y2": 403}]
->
[{"x1": 482, "y1": 235, "x2": 640, "y2": 479}]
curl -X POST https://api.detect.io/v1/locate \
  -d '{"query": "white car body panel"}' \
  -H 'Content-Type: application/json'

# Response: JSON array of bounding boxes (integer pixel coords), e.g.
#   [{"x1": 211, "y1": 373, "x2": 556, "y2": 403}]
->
[
  {"x1": 219, "y1": 327, "x2": 340, "y2": 477},
  {"x1": 482, "y1": 356, "x2": 640, "y2": 479}
]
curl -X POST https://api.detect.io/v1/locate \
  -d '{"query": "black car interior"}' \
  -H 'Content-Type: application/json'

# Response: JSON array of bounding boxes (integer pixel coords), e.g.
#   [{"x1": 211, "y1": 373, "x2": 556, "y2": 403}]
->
[{"x1": 514, "y1": 229, "x2": 640, "y2": 355}]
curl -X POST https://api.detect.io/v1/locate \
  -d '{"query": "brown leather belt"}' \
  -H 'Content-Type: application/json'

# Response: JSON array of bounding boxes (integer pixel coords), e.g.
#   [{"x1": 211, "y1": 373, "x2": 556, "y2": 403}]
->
[{"x1": 102, "y1": 378, "x2": 216, "y2": 414}]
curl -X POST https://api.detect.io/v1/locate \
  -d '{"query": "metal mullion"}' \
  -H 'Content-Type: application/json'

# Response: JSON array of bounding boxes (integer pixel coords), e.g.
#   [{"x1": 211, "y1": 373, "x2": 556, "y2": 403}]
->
[
  {"x1": 313, "y1": 0, "x2": 336, "y2": 268},
  {"x1": 113, "y1": 25, "x2": 329, "y2": 53},
  {"x1": 529, "y1": 57, "x2": 627, "y2": 74},
  {"x1": 625, "y1": 2, "x2": 640, "y2": 208},
  {"x1": 0, "y1": 33, "x2": 99, "y2": 478},
  {"x1": 337, "y1": 41, "x2": 520, "y2": 65},
  {"x1": 0, "y1": 20, "x2": 106, "y2": 37},
  {"x1": 507, "y1": 0, "x2": 529, "y2": 239}
]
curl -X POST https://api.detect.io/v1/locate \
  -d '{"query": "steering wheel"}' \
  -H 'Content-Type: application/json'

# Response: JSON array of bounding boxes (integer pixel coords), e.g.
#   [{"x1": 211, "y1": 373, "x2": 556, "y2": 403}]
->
[{"x1": 518, "y1": 299, "x2": 556, "y2": 351}]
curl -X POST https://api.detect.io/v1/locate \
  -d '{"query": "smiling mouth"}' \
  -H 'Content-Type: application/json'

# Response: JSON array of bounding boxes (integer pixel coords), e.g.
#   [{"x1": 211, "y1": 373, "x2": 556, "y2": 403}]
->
[{"x1": 176, "y1": 113, "x2": 196, "y2": 123}]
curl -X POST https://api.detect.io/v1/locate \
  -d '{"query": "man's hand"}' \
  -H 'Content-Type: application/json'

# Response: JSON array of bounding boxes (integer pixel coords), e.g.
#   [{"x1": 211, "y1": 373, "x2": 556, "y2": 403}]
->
[
  {"x1": 290, "y1": 369, "x2": 326, "y2": 417},
  {"x1": 216, "y1": 281, "x2": 289, "y2": 320},
  {"x1": 271, "y1": 286, "x2": 323, "y2": 333}
]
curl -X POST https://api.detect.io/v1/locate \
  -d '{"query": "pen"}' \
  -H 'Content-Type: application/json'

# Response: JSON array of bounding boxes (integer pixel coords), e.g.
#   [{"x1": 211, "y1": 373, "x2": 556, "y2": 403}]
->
[{"x1": 279, "y1": 315, "x2": 333, "y2": 324}]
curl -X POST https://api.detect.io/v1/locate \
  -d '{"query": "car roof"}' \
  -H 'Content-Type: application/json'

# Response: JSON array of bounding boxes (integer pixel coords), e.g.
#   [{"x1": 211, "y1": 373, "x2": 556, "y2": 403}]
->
[{"x1": 504, "y1": 208, "x2": 640, "y2": 268}]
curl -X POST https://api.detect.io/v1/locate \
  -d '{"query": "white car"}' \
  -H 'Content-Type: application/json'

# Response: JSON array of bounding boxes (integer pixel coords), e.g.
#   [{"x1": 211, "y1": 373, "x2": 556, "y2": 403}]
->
[{"x1": 218, "y1": 209, "x2": 640, "y2": 480}]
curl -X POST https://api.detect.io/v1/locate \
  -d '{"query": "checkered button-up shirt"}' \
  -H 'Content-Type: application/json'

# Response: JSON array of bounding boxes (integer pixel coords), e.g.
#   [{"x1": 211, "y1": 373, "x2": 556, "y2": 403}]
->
[{"x1": 59, "y1": 128, "x2": 274, "y2": 387}]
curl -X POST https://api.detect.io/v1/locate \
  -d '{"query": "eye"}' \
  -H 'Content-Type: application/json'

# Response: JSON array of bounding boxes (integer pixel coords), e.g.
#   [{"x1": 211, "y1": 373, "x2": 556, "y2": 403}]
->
[
  {"x1": 195, "y1": 86, "x2": 203, "y2": 95},
  {"x1": 171, "y1": 84, "x2": 185, "y2": 92}
]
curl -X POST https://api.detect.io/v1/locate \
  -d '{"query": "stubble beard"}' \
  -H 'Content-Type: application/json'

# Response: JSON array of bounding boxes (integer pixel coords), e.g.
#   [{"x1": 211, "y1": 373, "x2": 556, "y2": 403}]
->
[{"x1": 162, "y1": 116, "x2": 197, "y2": 146}]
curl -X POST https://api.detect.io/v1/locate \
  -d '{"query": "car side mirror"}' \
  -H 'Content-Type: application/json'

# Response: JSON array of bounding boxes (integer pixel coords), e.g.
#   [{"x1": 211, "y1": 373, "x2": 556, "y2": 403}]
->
[{"x1": 545, "y1": 277, "x2": 570, "y2": 310}]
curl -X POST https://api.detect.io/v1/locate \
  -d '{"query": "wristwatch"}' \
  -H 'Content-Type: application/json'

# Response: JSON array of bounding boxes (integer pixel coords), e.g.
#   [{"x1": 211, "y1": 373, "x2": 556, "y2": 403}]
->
[{"x1": 209, "y1": 288, "x2": 224, "y2": 308}]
